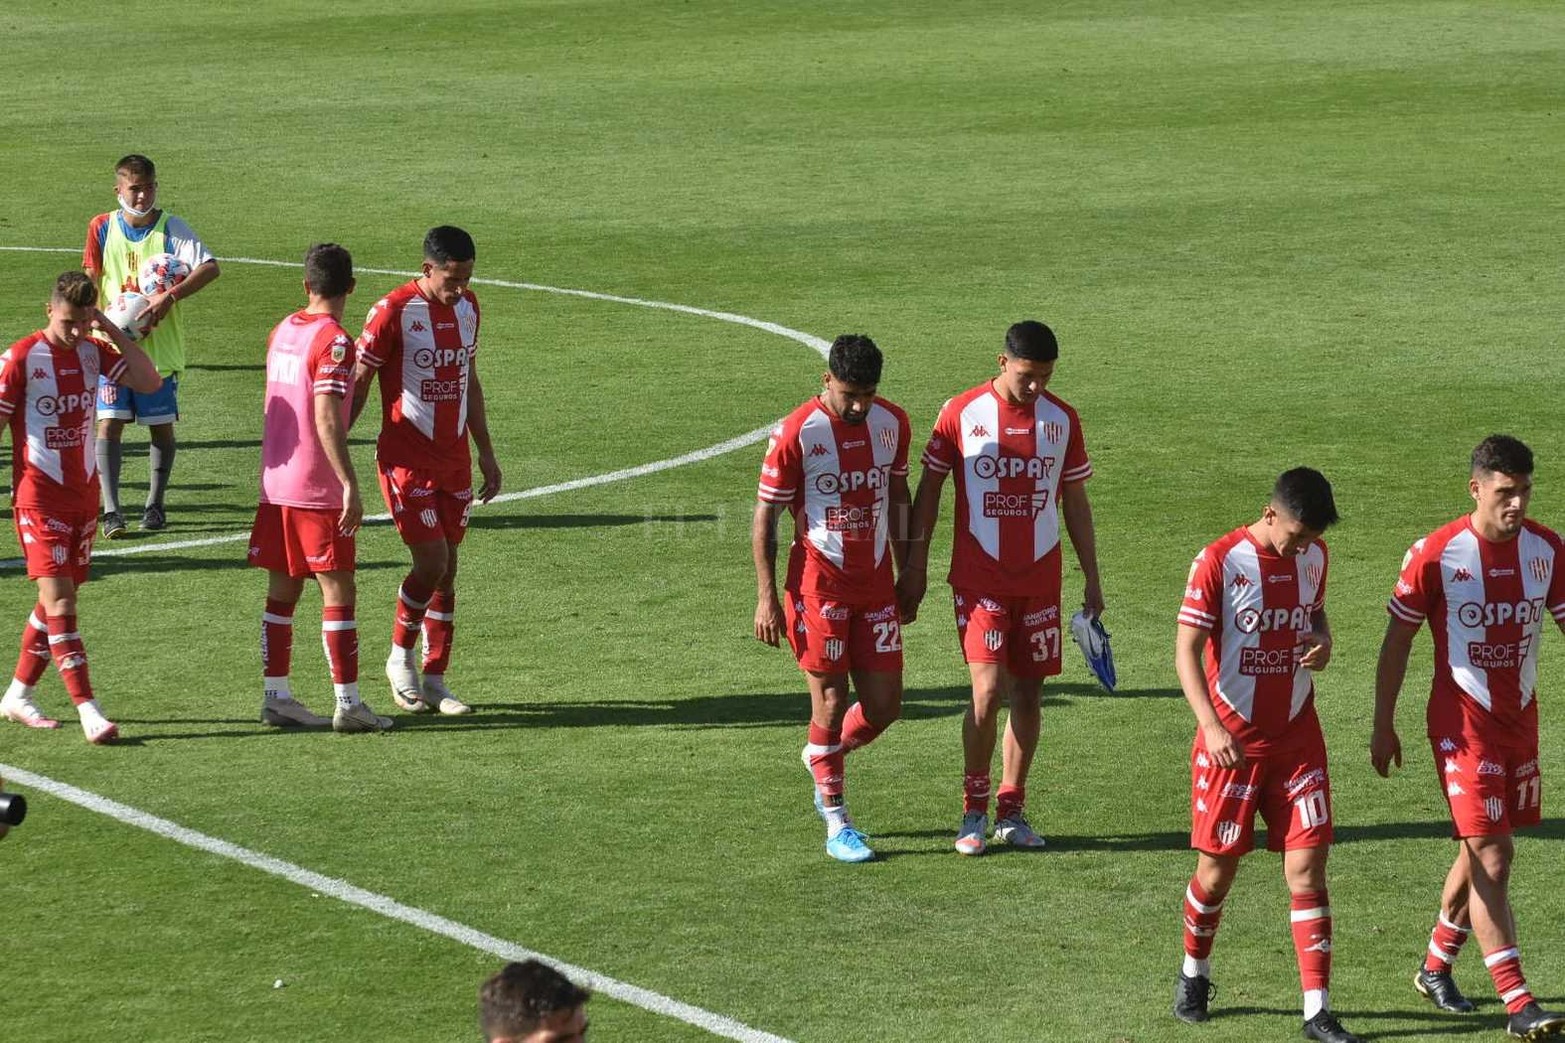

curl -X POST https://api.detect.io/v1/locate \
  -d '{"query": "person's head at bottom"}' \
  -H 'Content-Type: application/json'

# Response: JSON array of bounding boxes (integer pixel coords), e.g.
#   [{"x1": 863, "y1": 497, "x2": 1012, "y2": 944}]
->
[{"x1": 479, "y1": 959, "x2": 589, "y2": 1043}]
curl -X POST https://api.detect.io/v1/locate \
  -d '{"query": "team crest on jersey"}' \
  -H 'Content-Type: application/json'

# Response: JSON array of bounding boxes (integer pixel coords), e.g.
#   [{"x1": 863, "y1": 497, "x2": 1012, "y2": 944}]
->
[
  {"x1": 1529, "y1": 558, "x2": 1550, "y2": 583},
  {"x1": 1484, "y1": 796, "x2": 1504, "y2": 823},
  {"x1": 824, "y1": 638, "x2": 845, "y2": 661},
  {"x1": 1041, "y1": 421, "x2": 1064, "y2": 444},
  {"x1": 1452, "y1": 567, "x2": 1474, "y2": 582},
  {"x1": 1306, "y1": 564, "x2": 1322, "y2": 588},
  {"x1": 878, "y1": 427, "x2": 895, "y2": 451},
  {"x1": 983, "y1": 629, "x2": 1003, "y2": 652}
]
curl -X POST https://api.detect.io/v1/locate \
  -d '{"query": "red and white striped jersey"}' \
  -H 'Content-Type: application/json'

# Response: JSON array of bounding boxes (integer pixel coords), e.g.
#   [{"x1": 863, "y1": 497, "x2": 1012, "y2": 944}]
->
[
  {"x1": 1179, "y1": 527, "x2": 1328, "y2": 755},
  {"x1": 758, "y1": 396, "x2": 911, "y2": 604},
  {"x1": 0, "y1": 331, "x2": 126, "y2": 515},
  {"x1": 355, "y1": 280, "x2": 479, "y2": 472},
  {"x1": 920, "y1": 383, "x2": 1091, "y2": 597},
  {"x1": 1388, "y1": 516, "x2": 1565, "y2": 743}
]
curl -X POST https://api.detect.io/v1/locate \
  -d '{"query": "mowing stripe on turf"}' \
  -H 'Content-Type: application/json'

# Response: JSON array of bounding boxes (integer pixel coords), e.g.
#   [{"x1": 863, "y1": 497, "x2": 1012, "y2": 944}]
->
[
  {"x1": 0, "y1": 246, "x2": 828, "y2": 564},
  {"x1": 0, "y1": 762, "x2": 797, "y2": 1043}
]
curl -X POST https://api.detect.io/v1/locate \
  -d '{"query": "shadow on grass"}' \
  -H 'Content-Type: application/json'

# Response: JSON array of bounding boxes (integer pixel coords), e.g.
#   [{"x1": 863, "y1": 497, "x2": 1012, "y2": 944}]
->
[
  {"x1": 92, "y1": 557, "x2": 407, "y2": 577},
  {"x1": 467, "y1": 513, "x2": 720, "y2": 531},
  {"x1": 1212, "y1": 1004, "x2": 1505, "y2": 1039}
]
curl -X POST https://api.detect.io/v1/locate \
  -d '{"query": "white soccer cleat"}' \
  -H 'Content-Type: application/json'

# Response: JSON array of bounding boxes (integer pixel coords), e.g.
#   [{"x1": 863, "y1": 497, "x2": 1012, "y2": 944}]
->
[
  {"x1": 260, "y1": 695, "x2": 331, "y2": 729},
  {"x1": 1, "y1": 689, "x2": 60, "y2": 729},
  {"x1": 386, "y1": 654, "x2": 429, "y2": 713},
  {"x1": 955, "y1": 811, "x2": 988, "y2": 856},
  {"x1": 422, "y1": 676, "x2": 472, "y2": 715},
  {"x1": 993, "y1": 813, "x2": 1048, "y2": 849},
  {"x1": 333, "y1": 700, "x2": 394, "y2": 733},
  {"x1": 80, "y1": 711, "x2": 119, "y2": 745}
]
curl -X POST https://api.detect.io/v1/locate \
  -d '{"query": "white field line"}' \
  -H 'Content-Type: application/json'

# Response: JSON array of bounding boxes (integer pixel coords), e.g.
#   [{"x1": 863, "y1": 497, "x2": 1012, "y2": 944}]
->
[
  {"x1": 0, "y1": 246, "x2": 828, "y2": 562},
  {"x1": 0, "y1": 763, "x2": 795, "y2": 1043}
]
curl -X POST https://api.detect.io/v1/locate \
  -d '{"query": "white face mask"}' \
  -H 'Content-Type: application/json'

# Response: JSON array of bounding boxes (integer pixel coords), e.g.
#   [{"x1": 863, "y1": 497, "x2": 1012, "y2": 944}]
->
[{"x1": 118, "y1": 194, "x2": 154, "y2": 219}]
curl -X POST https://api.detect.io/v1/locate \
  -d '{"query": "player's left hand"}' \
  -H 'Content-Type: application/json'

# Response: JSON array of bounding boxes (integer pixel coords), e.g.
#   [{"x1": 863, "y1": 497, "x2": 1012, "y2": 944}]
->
[
  {"x1": 1298, "y1": 630, "x2": 1332, "y2": 671},
  {"x1": 145, "y1": 290, "x2": 176, "y2": 324},
  {"x1": 1081, "y1": 577, "x2": 1105, "y2": 618},
  {"x1": 477, "y1": 451, "x2": 502, "y2": 504}
]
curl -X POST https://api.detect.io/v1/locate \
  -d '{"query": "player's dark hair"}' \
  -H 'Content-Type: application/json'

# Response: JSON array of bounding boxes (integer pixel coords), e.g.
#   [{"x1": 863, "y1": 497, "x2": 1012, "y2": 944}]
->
[
  {"x1": 478, "y1": 960, "x2": 589, "y2": 1040},
  {"x1": 1004, "y1": 320, "x2": 1059, "y2": 362},
  {"x1": 304, "y1": 243, "x2": 354, "y2": 298},
  {"x1": 424, "y1": 225, "x2": 476, "y2": 265},
  {"x1": 1472, "y1": 434, "x2": 1533, "y2": 478},
  {"x1": 1271, "y1": 467, "x2": 1339, "y2": 532},
  {"x1": 52, "y1": 271, "x2": 97, "y2": 308},
  {"x1": 827, "y1": 334, "x2": 883, "y2": 387},
  {"x1": 115, "y1": 154, "x2": 156, "y2": 180}
]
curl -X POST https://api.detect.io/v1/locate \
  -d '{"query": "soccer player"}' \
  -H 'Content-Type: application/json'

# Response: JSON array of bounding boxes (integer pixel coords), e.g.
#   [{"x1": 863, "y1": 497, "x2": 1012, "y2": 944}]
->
[
  {"x1": 351, "y1": 226, "x2": 502, "y2": 716},
  {"x1": 82, "y1": 153, "x2": 220, "y2": 537},
  {"x1": 753, "y1": 334, "x2": 911, "y2": 863},
  {"x1": 478, "y1": 960, "x2": 590, "y2": 1043},
  {"x1": 1372, "y1": 435, "x2": 1565, "y2": 1040},
  {"x1": 248, "y1": 244, "x2": 391, "y2": 734},
  {"x1": 1169, "y1": 468, "x2": 1359, "y2": 1043},
  {"x1": 0, "y1": 272, "x2": 162, "y2": 743},
  {"x1": 897, "y1": 320, "x2": 1101, "y2": 854}
]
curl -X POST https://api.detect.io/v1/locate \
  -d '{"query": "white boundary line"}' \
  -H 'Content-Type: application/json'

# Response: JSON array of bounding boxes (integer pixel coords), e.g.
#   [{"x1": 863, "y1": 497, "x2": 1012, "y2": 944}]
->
[
  {"x1": 0, "y1": 247, "x2": 829, "y2": 560},
  {"x1": 0, "y1": 762, "x2": 795, "y2": 1043}
]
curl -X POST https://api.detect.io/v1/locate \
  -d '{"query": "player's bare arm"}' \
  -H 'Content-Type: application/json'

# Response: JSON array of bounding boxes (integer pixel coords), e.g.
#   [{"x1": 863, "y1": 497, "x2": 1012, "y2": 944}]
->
[
  {"x1": 348, "y1": 361, "x2": 375, "y2": 426},
  {"x1": 1176, "y1": 623, "x2": 1246, "y2": 769},
  {"x1": 752, "y1": 501, "x2": 784, "y2": 646},
  {"x1": 467, "y1": 362, "x2": 502, "y2": 503},
  {"x1": 888, "y1": 472, "x2": 912, "y2": 574},
  {"x1": 896, "y1": 467, "x2": 947, "y2": 624},
  {"x1": 1298, "y1": 606, "x2": 1332, "y2": 671},
  {"x1": 146, "y1": 259, "x2": 220, "y2": 324},
  {"x1": 313, "y1": 392, "x2": 362, "y2": 536},
  {"x1": 1371, "y1": 617, "x2": 1419, "y2": 777},
  {"x1": 90, "y1": 309, "x2": 162, "y2": 394},
  {"x1": 1060, "y1": 478, "x2": 1104, "y2": 616}
]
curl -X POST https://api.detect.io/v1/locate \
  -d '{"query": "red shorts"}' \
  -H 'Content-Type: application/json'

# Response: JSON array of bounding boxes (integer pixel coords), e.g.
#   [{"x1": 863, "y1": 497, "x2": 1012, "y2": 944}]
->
[
  {"x1": 248, "y1": 503, "x2": 355, "y2": 577},
  {"x1": 1431, "y1": 734, "x2": 1541, "y2": 838},
  {"x1": 13, "y1": 508, "x2": 95, "y2": 584},
  {"x1": 783, "y1": 594, "x2": 902, "y2": 674},
  {"x1": 377, "y1": 463, "x2": 473, "y2": 546},
  {"x1": 953, "y1": 587, "x2": 1064, "y2": 679},
  {"x1": 1190, "y1": 723, "x2": 1333, "y2": 856}
]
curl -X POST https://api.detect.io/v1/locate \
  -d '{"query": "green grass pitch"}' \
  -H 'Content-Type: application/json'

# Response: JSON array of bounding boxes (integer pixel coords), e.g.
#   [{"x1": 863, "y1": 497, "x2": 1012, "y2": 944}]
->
[{"x1": 2, "y1": 1, "x2": 1564, "y2": 1040}]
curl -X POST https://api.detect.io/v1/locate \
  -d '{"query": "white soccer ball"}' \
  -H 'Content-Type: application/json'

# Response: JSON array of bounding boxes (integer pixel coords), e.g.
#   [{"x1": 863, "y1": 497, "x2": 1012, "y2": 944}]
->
[
  {"x1": 137, "y1": 252, "x2": 192, "y2": 296},
  {"x1": 104, "y1": 291, "x2": 155, "y2": 341}
]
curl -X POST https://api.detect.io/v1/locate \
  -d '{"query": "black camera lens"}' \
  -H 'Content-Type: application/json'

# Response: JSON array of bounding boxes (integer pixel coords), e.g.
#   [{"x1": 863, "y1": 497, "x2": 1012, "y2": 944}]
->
[{"x1": 0, "y1": 792, "x2": 27, "y2": 826}]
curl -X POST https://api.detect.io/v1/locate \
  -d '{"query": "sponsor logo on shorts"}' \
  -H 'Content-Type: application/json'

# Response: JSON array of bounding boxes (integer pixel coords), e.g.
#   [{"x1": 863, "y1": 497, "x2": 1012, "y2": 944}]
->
[
  {"x1": 45, "y1": 517, "x2": 72, "y2": 534},
  {"x1": 864, "y1": 604, "x2": 898, "y2": 623},
  {"x1": 983, "y1": 629, "x2": 1003, "y2": 653},
  {"x1": 977, "y1": 598, "x2": 1003, "y2": 613},
  {"x1": 824, "y1": 638, "x2": 845, "y2": 661},
  {"x1": 1477, "y1": 760, "x2": 1506, "y2": 777},
  {"x1": 1515, "y1": 759, "x2": 1539, "y2": 778},
  {"x1": 1215, "y1": 820, "x2": 1242, "y2": 847},
  {"x1": 1285, "y1": 769, "x2": 1326, "y2": 799},
  {"x1": 407, "y1": 486, "x2": 435, "y2": 499},
  {"x1": 1022, "y1": 605, "x2": 1059, "y2": 626},
  {"x1": 1484, "y1": 796, "x2": 1504, "y2": 823},
  {"x1": 1221, "y1": 783, "x2": 1258, "y2": 801},
  {"x1": 818, "y1": 603, "x2": 851, "y2": 621}
]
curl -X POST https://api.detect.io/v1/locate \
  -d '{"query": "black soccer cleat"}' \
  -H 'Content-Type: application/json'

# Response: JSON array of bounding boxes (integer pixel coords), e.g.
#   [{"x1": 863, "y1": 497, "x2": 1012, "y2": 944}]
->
[
  {"x1": 1507, "y1": 1001, "x2": 1565, "y2": 1040},
  {"x1": 1172, "y1": 971, "x2": 1214, "y2": 1023},
  {"x1": 1303, "y1": 1010, "x2": 1363, "y2": 1043},
  {"x1": 1414, "y1": 965, "x2": 1475, "y2": 1013}
]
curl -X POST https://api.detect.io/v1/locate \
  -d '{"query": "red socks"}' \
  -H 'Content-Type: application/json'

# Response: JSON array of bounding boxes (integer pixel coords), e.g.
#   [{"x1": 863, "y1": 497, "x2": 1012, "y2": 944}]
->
[
  {"x1": 422, "y1": 589, "x2": 455, "y2": 674},
  {"x1": 1183, "y1": 878, "x2": 1225, "y2": 960},
  {"x1": 262, "y1": 598, "x2": 295, "y2": 682},
  {"x1": 392, "y1": 576, "x2": 433, "y2": 650},
  {"x1": 14, "y1": 603, "x2": 49, "y2": 686},
  {"x1": 1290, "y1": 890, "x2": 1333, "y2": 992},
  {"x1": 322, "y1": 605, "x2": 358, "y2": 684},
  {"x1": 963, "y1": 772, "x2": 991, "y2": 815},
  {"x1": 996, "y1": 784, "x2": 1025, "y2": 822},
  {"x1": 1425, "y1": 913, "x2": 1471, "y2": 974},
  {"x1": 840, "y1": 701, "x2": 887, "y2": 752},
  {"x1": 45, "y1": 613, "x2": 92, "y2": 705},
  {"x1": 804, "y1": 722, "x2": 844, "y2": 803},
  {"x1": 1485, "y1": 947, "x2": 1535, "y2": 1014}
]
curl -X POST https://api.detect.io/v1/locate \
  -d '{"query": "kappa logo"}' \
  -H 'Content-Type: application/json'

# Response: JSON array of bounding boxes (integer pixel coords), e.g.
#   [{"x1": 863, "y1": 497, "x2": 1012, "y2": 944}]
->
[
  {"x1": 1452, "y1": 566, "x2": 1474, "y2": 582},
  {"x1": 808, "y1": 444, "x2": 829, "y2": 457},
  {"x1": 1231, "y1": 574, "x2": 1252, "y2": 591},
  {"x1": 1447, "y1": 782, "x2": 1465, "y2": 796},
  {"x1": 1195, "y1": 752, "x2": 1211, "y2": 769},
  {"x1": 824, "y1": 638, "x2": 845, "y2": 661},
  {"x1": 969, "y1": 424, "x2": 990, "y2": 438},
  {"x1": 1196, "y1": 776, "x2": 1209, "y2": 790},
  {"x1": 1529, "y1": 558, "x2": 1550, "y2": 583},
  {"x1": 409, "y1": 320, "x2": 427, "y2": 333},
  {"x1": 1041, "y1": 421, "x2": 1064, "y2": 444},
  {"x1": 1303, "y1": 939, "x2": 1333, "y2": 954},
  {"x1": 1444, "y1": 758, "x2": 1460, "y2": 774},
  {"x1": 1439, "y1": 738, "x2": 1458, "y2": 753},
  {"x1": 31, "y1": 368, "x2": 47, "y2": 380},
  {"x1": 1195, "y1": 798, "x2": 1208, "y2": 813}
]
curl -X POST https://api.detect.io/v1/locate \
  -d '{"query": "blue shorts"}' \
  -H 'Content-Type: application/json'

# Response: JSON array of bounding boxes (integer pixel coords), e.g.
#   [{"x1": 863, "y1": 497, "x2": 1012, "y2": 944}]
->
[{"x1": 98, "y1": 373, "x2": 179, "y2": 425}]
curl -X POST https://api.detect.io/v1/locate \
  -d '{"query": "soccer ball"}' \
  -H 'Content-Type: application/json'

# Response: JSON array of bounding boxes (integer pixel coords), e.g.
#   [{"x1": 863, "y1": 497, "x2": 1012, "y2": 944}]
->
[
  {"x1": 104, "y1": 291, "x2": 155, "y2": 341},
  {"x1": 137, "y1": 253, "x2": 192, "y2": 296}
]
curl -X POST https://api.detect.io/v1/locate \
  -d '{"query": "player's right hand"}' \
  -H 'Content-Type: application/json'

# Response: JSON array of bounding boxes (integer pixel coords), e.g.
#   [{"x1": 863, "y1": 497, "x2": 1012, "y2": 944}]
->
[
  {"x1": 754, "y1": 595, "x2": 783, "y2": 647},
  {"x1": 1370, "y1": 725, "x2": 1402, "y2": 777},
  {"x1": 1201, "y1": 720, "x2": 1246, "y2": 770},
  {"x1": 339, "y1": 486, "x2": 363, "y2": 536}
]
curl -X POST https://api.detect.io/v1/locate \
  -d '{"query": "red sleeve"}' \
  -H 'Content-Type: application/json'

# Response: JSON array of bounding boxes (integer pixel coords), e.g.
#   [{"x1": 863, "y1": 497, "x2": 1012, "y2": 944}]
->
[
  {"x1": 0, "y1": 347, "x2": 26, "y2": 419},
  {"x1": 1548, "y1": 532, "x2": 1565, "y2": 624},
  {"x1": 83, "y1": 214, "x2": 110, "y2": 276},
  {"x1": 1178, "y1": 547, "x2": 1222, "y2": 630},
  {"x1": 1062, "y1": 408, "x2": 1092, "y2": 483},
  {"x1": 86, "y1": 337, "x2": 128, "y2": 385},
  {"x1": 1314, "y1": 542, "x2": 1329, "y2": 613},
  {"x1": 310, "y1": 326, "x2": 355, "y2": 400},
  {"x1": 355, "y1": 297, "x2": 397, "y2": 370},
  {"x1": 919, "y1": 399, "x2": 960, "y2": 474},
  {"x1": 758, "y1": 420, "x2": 802, "y2": 505},
  {"x1": 1388, "y1": 538, "x2": 1434, "y2": 625}
]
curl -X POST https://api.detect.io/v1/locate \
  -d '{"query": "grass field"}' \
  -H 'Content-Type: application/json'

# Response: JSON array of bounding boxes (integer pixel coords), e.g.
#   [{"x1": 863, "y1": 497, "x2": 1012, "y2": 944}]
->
[{"x1": 3, "y1": 1, "x2": 1565, "y2": 1040}]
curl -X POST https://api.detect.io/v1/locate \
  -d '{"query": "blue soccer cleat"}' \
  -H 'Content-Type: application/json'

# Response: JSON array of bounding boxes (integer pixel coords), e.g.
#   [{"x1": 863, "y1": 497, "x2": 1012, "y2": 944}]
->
[
  {"x1": 825, "y1": 826, "x2": 875, "y2": 863},
  {"x1": 1070, "y1": 610, "x2": 1118, "y2": 692}
]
